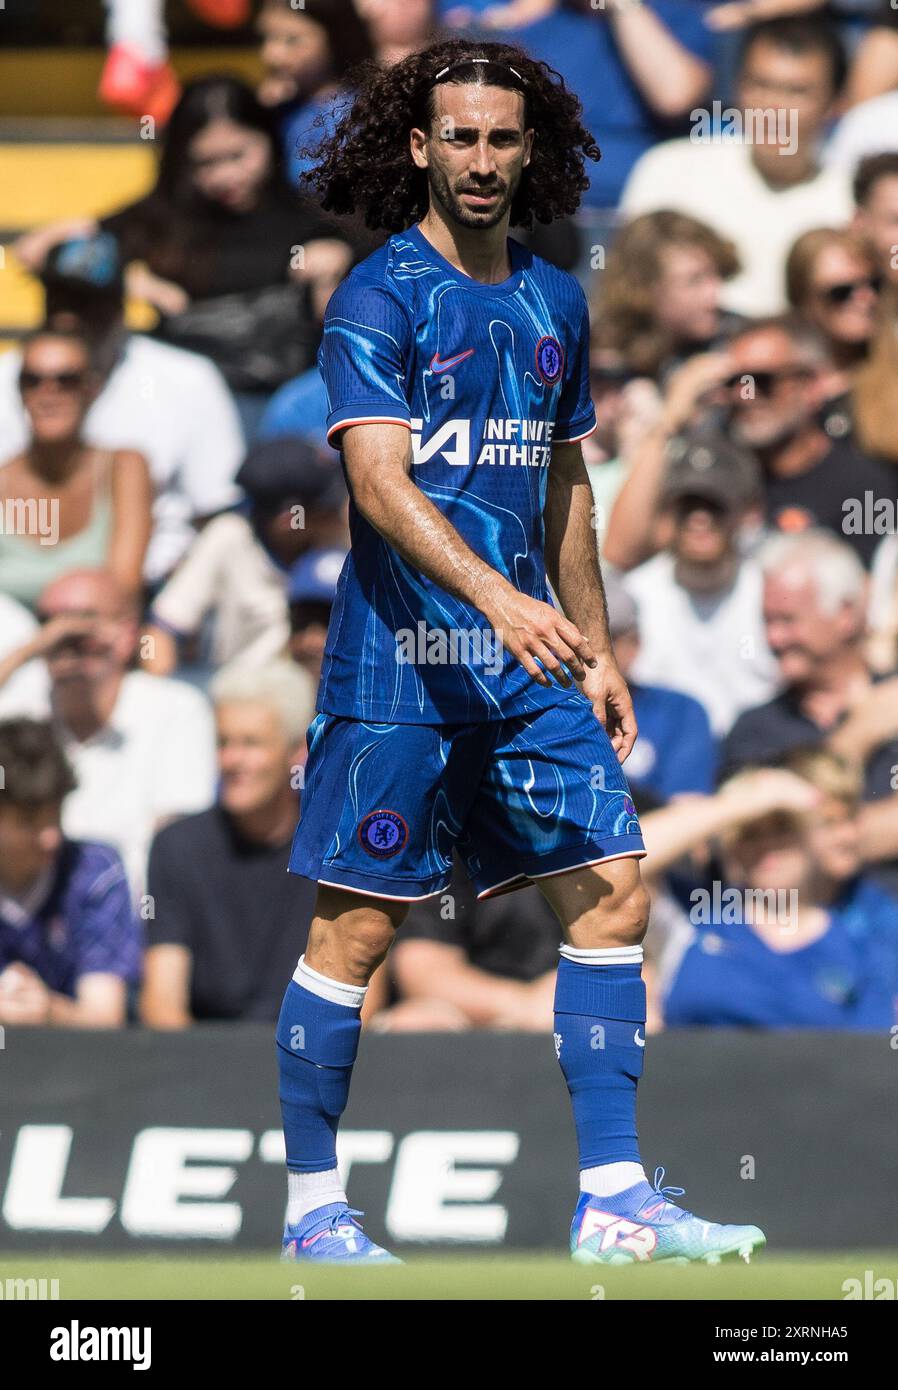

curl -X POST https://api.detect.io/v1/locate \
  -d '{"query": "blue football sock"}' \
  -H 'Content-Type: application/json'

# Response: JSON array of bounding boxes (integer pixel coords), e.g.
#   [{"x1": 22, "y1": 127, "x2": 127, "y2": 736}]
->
[
  {"x1": 553, "y1": 954, "x2": 646, "y2": 1169},
  {"x1": 276, "y1": 976, "x2": 362, "y2": 1174}
]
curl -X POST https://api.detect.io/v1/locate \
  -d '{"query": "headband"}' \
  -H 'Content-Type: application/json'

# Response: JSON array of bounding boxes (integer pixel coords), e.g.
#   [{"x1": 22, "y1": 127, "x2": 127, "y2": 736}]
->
[{"x1": 434, "y1": 58, "x2": 528, "y2": 86}]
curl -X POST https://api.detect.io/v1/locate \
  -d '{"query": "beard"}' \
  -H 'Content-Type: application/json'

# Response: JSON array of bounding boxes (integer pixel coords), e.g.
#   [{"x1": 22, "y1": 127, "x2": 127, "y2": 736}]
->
[{"x1": 427, "y1": 159, "x2": 518, "y2": 230}]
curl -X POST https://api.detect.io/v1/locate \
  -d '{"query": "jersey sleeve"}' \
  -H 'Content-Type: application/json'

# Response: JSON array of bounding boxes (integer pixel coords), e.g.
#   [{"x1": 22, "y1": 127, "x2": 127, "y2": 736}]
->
[
  {"x1": 554, "y1": 288, "x2": 597, "y2": 445},
  {"x1": 319, "y1": 280, "x2": 414, "y2": 449}
]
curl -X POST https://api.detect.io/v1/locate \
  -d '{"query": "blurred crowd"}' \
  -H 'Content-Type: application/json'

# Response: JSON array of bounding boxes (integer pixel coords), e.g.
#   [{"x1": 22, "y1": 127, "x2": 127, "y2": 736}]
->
[{"x1": 2, "y1": 0, "x2": 898, "y2": 1034}]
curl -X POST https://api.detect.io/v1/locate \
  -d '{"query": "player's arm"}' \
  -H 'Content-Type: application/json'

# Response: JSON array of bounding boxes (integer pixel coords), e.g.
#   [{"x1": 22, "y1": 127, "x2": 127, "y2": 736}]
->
[
  {"x1": 544, "y1": 439, "x2": 637, "y2": 761},
  {"x1": 342, "y1": 422, "x2": 597, "y2": 689}
]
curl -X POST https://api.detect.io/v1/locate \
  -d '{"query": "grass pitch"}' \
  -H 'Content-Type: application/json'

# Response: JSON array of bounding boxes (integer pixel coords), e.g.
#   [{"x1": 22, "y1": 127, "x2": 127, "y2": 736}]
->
[{"x1": 1, "y1": 1252, "x2": 889, "y2": 1300}]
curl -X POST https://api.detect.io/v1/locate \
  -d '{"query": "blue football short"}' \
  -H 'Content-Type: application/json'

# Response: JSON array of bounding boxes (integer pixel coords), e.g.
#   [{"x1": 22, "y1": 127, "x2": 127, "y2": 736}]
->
[{"x1": 289, "y1": 693, "x2": 645, "y2": 901}]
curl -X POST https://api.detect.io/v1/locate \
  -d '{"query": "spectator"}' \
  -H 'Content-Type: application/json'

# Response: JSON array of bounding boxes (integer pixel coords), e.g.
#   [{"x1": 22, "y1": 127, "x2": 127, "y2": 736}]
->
[
  {"x1": 259, "y1": 366, "x2": 330, "y2": 450},
  {"x1": 658, "y1": 756, "x2": 898, "y2": 1030},
  {"x1": 143, "y1": 438, "x2": 347, "y2": 680},
  {"x1": 621, "y1": 17, "x2": 852, "y2": 315},
  {"x1": 852, "y1": 154, "x2": 898, "y2": 292},
  {"x1": 0, "y1": 570, "x2": 216, "y2": 899},
  {"x1": 721, "y1": 530, "x2": 898, "y2": 892},
  {"x1": 583, "y1": 351, "x2": 666, "y2": 545},
  {"x1": 1, "y1": 233, "x2": 245, "y2": 587},
  {"x1": 256, "y1": 0, "x2": 375, "y2": 185},
  {"x1": 619, "y1": 431, "x2": 780, "y2": 735},
  {"x1": 16, "y1": 80, "x2": 354, "y2": 443},
  {"x1": 0, "y1": 717, "x2": 140, "y2": 1028},
  {"x1": 0, "y1": 327, "x2": 152, "y2": 611},
  {"x1": 592, "y1": 211, "x2": 744, "y2": 384},
  {"x1": 604, "y1": 568, "x2": 718, "y2": 800},
  {"x1": 139, "y1": 661, "x2": 365, "y2": 1025},
  {"x1": 287, "y1": 547, "x2": 347, "y2": 682},
  {"x1": 443, "y1": 0, "x2": 714, "y2": 211},
  {"x1": 725, "y1": 317, "x2": 898, "y2": 567},
  {"x1": 356, "y1": 0, "x2": 438, "y2": 67},
  {"x1": 785, "y1": 227, "x2": 883, "y2": 400},
  {"x1": 850, "y1": 157, "x2": 898, "y2": 463},
  {"x1": 840, "y1": 0, "x2": 898, "y2": 108}
]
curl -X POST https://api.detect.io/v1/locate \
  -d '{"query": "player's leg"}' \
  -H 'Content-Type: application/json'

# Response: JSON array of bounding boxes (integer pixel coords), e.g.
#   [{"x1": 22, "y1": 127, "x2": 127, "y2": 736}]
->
[
  {"x1": 537, "y1": 854, "x2": 650, "y2": 1197},
  {"x1": 278, "y1": 712, "x2": 493, "y2": 1262},
  {"x1": 539, "y1": 856, "x2": 765, "y2": 1265},
  {"x1": 277, "y1": 885, "x2": 406, "y2": 1264},
  {"x1": 463, "y1": 695, "x2": 765, "y2": 1263}
]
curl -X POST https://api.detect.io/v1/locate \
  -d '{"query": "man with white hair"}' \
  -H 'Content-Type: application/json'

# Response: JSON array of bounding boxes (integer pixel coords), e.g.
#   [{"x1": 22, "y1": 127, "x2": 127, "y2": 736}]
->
[
  {"x1": 140, "y1": 661, "x2": 359, "y2": 1026},
  {"x1": 721, "y1": 529, "x2": 898, "y2": 892}
]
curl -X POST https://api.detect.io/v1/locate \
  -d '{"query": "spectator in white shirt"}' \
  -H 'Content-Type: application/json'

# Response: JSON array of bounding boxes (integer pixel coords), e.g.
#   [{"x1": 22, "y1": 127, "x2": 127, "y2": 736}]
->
[
  {"x1": 620, "y1": 437, "x2": 780, "y2": 736},
  {"x1": 620, "y1": 17, "x2": 852, "y2": 316},
  {"x1": 0, "y1": 235, "x2": 244, "y2": 585},
  {"x1": 0, "y1": 568, "x2": 216, "y2": 900}
]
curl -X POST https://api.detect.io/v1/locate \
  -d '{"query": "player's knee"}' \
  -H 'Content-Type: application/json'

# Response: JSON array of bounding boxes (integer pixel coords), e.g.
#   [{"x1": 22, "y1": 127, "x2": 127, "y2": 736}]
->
[
  {"x1": 576, "y1": 879, "x2": 650, "y2": 948},
  {"x1": 340, "y1": 915, "x2": 399, "y2": 976}
]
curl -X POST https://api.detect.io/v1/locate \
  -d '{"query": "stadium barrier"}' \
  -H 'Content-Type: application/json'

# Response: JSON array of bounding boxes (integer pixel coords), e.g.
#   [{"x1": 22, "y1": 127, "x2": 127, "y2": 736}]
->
[{"x1": 0, "y1": 1028, "x2": 894, "y2": 1252}]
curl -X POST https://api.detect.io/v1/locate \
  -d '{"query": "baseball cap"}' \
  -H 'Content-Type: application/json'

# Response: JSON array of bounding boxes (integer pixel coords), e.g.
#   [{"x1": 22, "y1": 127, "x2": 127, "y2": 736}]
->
[
  {"x1": 42, "y1": 233, "x2": 124, "y2": 301},
  {"x1": 661, "y1": 428, "x2": 761, "y2": 513},
  {"x1": 288, "y1": 547, "x2": 347, "y2": 605},
  {"x1": 237, "y1": 437, "x2": 347, "y2": 511}
]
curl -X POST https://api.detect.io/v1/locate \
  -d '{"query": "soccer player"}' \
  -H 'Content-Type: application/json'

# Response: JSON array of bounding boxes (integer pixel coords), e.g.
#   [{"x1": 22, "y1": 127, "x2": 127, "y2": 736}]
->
[{"x1": 276, "y1": 37, "x2": 766, "y2": 1266}]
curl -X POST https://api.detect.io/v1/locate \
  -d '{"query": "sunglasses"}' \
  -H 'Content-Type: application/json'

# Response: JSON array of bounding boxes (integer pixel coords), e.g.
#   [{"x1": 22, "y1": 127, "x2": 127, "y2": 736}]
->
[
  {"x1": 19, "y1": 370, "x2": 87, "y2": 393},
  {"x1": 724, "y1": 367, "x2": 812, "y2": 396},
  {"x1": 817, "y1": 275, "x2": 883, "y2": 306}
]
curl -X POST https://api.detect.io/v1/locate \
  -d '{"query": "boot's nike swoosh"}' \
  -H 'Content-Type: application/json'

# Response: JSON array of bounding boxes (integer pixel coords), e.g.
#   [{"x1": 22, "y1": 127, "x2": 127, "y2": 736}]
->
[{"x1": 430, "y1": 349, "x2": 475, "y2": 373}]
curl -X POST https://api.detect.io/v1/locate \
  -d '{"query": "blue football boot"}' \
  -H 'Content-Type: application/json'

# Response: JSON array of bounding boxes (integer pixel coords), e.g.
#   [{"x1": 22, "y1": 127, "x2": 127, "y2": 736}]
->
[{"x1": 571, "y1": 1168, "x2": 766, "y2": 1265}]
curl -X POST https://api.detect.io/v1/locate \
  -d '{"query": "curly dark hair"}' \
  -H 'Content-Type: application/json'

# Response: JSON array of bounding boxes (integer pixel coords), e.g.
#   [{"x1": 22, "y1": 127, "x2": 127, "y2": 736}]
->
[{"x1": 301, "y1": 38, "x2": 601, "y2": 232}]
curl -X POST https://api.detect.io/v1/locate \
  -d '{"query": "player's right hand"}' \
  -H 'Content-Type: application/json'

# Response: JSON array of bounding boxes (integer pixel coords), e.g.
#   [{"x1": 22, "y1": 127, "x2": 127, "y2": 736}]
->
[{"x1": 483, "y1": 584, "x2": 597, "y2": 689}]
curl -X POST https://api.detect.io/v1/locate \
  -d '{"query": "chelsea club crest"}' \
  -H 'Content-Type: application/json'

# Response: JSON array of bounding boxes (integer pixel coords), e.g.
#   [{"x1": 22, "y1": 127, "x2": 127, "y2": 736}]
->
[{"x1": 535, "y1": 334, "x2": 564, "y2": 386}]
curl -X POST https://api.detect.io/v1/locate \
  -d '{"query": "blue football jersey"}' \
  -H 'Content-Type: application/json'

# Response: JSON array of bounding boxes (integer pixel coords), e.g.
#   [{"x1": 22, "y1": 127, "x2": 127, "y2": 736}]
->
[{"x1": 317, "y1": 222, "x2": 597, "y2": 724}]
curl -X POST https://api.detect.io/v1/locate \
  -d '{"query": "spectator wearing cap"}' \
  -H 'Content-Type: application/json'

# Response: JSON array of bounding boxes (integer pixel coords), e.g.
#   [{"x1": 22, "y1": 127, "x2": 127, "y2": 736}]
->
[
  {"x1": 288, "y1": 547, "x2": 346, "y2": 682},
  {"x1": 603, "y1": 569, "x2": 717, "y2": 801},
  {"x1": 140, "y1": 661, "x2": 389, "y2": 1025},
  {"x1": 144, "y1": 438, "x2": 348, "y2": 681},
  {"x1": 619, "y1": 430, "x2": 780, "y2": 736},
  {"x1": 621, "y1": 17, "x2": 852, "y2": 316},
  {"x1": 1, "y1": 233, "x2": 245, "y2": 587},
  {"x1": 0, "y1": 718, "x2": 141, "y2": 1028},
  {"x1": 0, "y1": 569, "x2": 216, "y2": 901},
  {"x1": 619, "y1": 430, "x2": 778, "y2": 739},
  {"x1": 0, "y1": 326, "x2": 152, "y2": 611},
  {"x1": 258, "y1": 367, "x2": 330, "y2": 451},
  {"x1": 721, "y1": 530, "x2": 898, "y2": 897}
]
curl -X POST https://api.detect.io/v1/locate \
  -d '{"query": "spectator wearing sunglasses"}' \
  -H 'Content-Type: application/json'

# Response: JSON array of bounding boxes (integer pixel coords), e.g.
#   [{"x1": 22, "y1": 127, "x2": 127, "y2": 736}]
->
[
  {"x1": 785, "y1": 228, "x2": 883, "y2": 402},
  {"x1": 726, "y1": 316, "x2": 898, "y2": 568},
  {"x1": 0, "y1": 328, "x2": 152, "y2": 612}
]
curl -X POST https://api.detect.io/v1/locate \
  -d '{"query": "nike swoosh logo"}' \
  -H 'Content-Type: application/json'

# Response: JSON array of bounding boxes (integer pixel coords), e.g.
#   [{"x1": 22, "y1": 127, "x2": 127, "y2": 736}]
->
[
  {"x1": 430, "y1": 349, "x2": 475, "y2": 373},
  {"x1": 634, "y1": 1029, "x2": 645, "y2": 1047}
]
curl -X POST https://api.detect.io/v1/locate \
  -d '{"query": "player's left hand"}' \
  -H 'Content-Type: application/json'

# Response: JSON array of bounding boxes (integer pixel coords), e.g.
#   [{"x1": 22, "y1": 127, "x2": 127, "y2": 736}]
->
[{"x1": 580, "y1": 656, "x2": 638, "y2": 764}]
